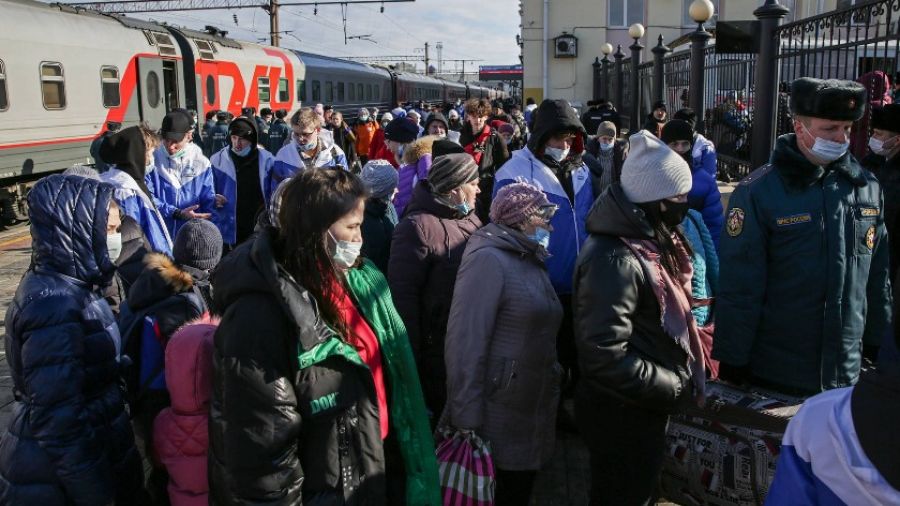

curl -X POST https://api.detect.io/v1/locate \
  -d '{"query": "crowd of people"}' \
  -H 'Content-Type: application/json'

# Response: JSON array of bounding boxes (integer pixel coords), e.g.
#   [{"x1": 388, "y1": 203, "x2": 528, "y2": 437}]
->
[{"x1": 0, "y1": 75, "x2": 898, "y2": 506}]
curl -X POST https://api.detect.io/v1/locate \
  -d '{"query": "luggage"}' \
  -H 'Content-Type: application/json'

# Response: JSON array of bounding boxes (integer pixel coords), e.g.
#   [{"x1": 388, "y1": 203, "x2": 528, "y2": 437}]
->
[
  {"x1": 435, "y1": 428, "x2": 496, "y2": 506},
  {"x1": 660, "y1": 381, "x2": 804, "y2": 506}
]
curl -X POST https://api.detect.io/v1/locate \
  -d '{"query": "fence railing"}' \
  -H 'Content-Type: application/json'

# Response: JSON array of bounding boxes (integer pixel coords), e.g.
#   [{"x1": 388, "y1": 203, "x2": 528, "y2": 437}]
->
[{"x1": 595, "y1": 0, "x2": 900, "y2": 181}]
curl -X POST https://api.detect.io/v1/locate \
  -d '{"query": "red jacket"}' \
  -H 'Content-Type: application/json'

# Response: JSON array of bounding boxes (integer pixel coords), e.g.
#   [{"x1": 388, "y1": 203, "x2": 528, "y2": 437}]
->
[
  {"x1": 153, "y1": 316, "x2": 217, "y2": 506},
  {"x1": 367, "y1": 128, "x2": 398, "y2": 167}
]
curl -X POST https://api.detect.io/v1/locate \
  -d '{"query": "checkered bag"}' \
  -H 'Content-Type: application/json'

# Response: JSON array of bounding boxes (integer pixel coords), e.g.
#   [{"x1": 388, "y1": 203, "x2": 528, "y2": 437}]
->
[{"x1": 435, "y1": 428, "x2": 496, "y2": 506}]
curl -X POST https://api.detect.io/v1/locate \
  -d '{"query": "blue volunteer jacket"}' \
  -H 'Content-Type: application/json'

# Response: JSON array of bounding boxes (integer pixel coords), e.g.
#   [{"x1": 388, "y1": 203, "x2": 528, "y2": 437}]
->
[
  {"x1": 147, "y1": 143, "x2": 216, "y2": 238},
  {"x1": 494, "y1": 147, "x2": 593, "y2": 295},
  {"x1": 209, "y1": 146, "x2": 276, "y2": 245},
  {"x1": 273, "y1": 135, "x2": 349, "y2": 183},
  {"x1": 101, "y1": 167, "x2": 173, "y2": 254}
]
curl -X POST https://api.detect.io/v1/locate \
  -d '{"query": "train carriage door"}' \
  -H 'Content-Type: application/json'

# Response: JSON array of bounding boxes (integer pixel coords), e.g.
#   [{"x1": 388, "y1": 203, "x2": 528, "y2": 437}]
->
[{"x1": 137, "y1": 58, "x2": 166, "y2": 128}]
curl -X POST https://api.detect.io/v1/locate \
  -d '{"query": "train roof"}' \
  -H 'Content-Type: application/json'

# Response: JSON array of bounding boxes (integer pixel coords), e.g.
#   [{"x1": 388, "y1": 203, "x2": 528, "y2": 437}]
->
[
  {"x1": 297, "y1": 52, "x2": 390, "y2": 78},
  {"x1": 166, "y1": 25, "x2": 244, "y2": 49},
  {"x1": 394, "y1": 72, "x2": 444, "y2": 85}
]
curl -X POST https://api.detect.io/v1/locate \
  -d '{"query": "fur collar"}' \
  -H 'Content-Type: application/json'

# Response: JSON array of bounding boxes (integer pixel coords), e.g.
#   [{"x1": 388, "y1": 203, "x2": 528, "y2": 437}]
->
[
  {"x1": 771, "y1": 134, "x2": 867, "y2": 188},
  {"x1": 401, "y1": 135, "x2": 437, "y2": 165},
  {"x1": 144, "y1": 252, "x2": 194, "y2": 292}
]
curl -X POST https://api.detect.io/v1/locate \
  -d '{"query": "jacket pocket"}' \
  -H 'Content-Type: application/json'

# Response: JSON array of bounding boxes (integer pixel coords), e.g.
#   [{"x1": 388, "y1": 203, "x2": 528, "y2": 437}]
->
[{"x1": 486, "y1": 357, "x2": 517, "y2": 399}]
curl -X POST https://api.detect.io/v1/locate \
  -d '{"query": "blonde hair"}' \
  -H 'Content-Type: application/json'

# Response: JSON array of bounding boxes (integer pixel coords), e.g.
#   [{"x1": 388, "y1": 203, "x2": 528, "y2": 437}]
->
[
  {"x1": 291, "y1": 107, "x2": 321, "y2": 130},
  {"x1": 139, "y1": 122, "x2": 160, "y2": 151}
]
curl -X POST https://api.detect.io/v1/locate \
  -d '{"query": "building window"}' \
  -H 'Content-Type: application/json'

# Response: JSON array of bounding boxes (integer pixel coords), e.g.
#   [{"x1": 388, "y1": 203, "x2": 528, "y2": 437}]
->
[
  {"x1": 258, "y1": 77, "x2": 271, "y2": 103},
  {"x1": 101, "y1": 66, "x2": 120, "y2": 108},
  {"x1": 325, "y1": 81, "x2": 334, "y2": 103},
  {"x1": 278, "y1": 77, "x2": 289, "y2": 102},
  {"x1": 40, "y1": 62, "x2": 66, "y2": 110},
  {"x1": 609, "y1": 0, "x2": 644, "y2": 28},
  {"x1": 683, "y1": 0, "x2": 719, "y2": 27},
  {"x1": 0, "y1": 60, "x2": 7, "y2": 111},
  {"x1": 312, "y1": 80, "x2": 321, "y2": 102},
  {"x1": 337, "y1": 82, "x2": 345, "y2": 103}
]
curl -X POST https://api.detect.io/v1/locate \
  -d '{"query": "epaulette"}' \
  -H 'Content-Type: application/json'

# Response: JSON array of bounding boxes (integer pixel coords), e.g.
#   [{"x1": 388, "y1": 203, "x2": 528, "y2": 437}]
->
[{"x1": 739, "y1": 164, "x2": 773, "y2": 186}]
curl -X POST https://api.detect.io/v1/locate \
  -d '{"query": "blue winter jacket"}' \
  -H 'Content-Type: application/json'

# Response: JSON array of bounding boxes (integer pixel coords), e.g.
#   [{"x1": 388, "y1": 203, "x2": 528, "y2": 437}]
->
[
  {"x1": 681, "y1": 209, "x2": 718, "y2": 326},
  {"x1": 687, "y1": 159, "x2": 724, "y2": 247},
  {"x1": 692, "y1": 134, "x2": 718, "y2": 178},
  {"x1": 210, "y1": 146, "x2": 276, "y2": 245},
  {"x1": 494, "y1": 147, "x2": 593, "y2": 295},
  {"x1": 147, "y1": 143, "x2": 216, "y2": 238},
  {"x1": 101, "y1": 167, "x2": 173, "y2": 254},
  {"x1": 273, "y1": 135, "x2": 349, "y2": 182},
  {"x1": 0, "y1": 175, "x2": 143, "y2": 505}
]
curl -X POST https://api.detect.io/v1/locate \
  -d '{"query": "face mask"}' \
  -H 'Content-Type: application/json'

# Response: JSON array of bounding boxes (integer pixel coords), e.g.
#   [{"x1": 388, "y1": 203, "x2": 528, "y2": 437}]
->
[
  {"x1": 599, "y1": 141, "x2": 614, "y2": 152},
  {"x1": 360, "y1": 115, "x2": 370, "y2": 122},
  {"x1": 802, "y1": 124, "x2": 849, "y2": 163},
  {"x1": 454, "y1": 201, "x2": 473, "y2": 216},
  {"x1": 328, "y1": 231, "x2": 362, "y2": 269},
  {"x1": 299, "y1": 139, "x2": 317, "y2": 152},
  {"x1": 528, "y1": 226, "x2": 551, "y2": 249},
  {"x1": 504, "y1": 138, "x2": 513, "y2": 146},
  {"x1": 231, "y1": 144, "x2": 252, "y2": 157},
  {"x1": 170, "y1": 147, "x2": 187, "y2": 159},
  {"x1": 545, "y1": 146, "x2": 570, "y2": 162},
  {"x1": 869, "y1": 136, "x2": 896, "y2": 156},
  {"x1": 107, "y1": 232, "x2": 122, "y2": 263},
  {"x1": 661, "y1": 201, "x2": 690, "y2": 227}
]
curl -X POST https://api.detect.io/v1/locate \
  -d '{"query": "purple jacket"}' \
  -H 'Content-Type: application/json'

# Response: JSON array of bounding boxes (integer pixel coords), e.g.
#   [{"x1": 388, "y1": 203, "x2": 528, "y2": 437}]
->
[{"x1": 394, "y1": 136, "x2": 437, "y2": 217}]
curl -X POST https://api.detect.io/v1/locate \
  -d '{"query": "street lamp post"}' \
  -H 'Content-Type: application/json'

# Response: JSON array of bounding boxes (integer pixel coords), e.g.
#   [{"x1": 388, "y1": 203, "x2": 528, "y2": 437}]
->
[
  {"x1": 651, "y1": 35, "x2": 670, "y2": 107},
  {"x1": 689, "y1": 0, "x2": 714, "y2": 134},
  {"x1": 601, "y1": 43, "x2": 613, "y2": 102},
  {"x1": 628, "y1": 23, "x2": 645, "y2": 132},
  {"x1": 614, "y1": 44, "x2": 625, "y2": 121}
]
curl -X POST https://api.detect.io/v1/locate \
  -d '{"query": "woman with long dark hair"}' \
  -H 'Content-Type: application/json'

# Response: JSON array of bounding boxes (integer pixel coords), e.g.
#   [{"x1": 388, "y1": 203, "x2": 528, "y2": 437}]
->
[
  {"x1": 209, "y1": 169, "x2": 440, "y2": 505},
  {"x1": 574, "y1": 131, "x2": 705, "y2": 505}
]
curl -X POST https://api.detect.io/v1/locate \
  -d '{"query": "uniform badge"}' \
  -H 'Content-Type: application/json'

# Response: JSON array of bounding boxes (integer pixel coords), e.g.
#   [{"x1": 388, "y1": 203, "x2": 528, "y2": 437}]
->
[
  {"x1": 848, "y1": 98, "x2": 857, "y2": 110},
  {"x1": 866, "y1": 225, "x2": 876, "y2": 250},
  {"x1": 727, "y1": 208, "x2": 745, "y2": 237}
]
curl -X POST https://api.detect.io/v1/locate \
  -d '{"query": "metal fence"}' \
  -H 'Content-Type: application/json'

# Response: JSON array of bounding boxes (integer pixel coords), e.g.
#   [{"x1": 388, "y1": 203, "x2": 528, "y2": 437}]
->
[{"x1": 595, "y1": 0, "x2": 900, "y2": 181}]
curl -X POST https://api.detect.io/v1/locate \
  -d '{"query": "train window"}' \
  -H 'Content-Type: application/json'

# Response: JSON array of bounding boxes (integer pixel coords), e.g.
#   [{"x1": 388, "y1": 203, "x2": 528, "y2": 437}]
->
[
  {"x1": 357, "y1": 83, "x2": 363, "y2": 100},
  {"x1": 146, "y1": 71, "x2": 161, "y2": 108},
  {"x1": 297, "y1": 79, "x2": 305, "y2": 103},
  {"x1": 279, "y1": 78, "x2": 289, "y2": 102},
  {"x1": 258, "y1": 76, "x2": 270, "y2": 103},
  {"x1": 348, "y1": 82, "x2": 355, "y2": 101},
  {"x1": 0, "y1": 60, "x2": 8, "y2": 111},
  {"x1": 100, "y1": 66, "x2": 120, "y2": 108},
  {"x1": 312, "y1": 80, "x2": 321, "y2": 102},
  {"x1": 374, "y1": 85, "x2": 380, "y2": 100},
  {"x1": 325, "y1": 81, "x2": 334, "y2": 103},
  {"x1": 206, "y1": 75, "x2": 216, "y2": 105},
  {"x1": 366, "y1": 84, "x2": 373, "y2": 101},
  {"x1": 40, "y1": 62, "x2": 66, "y2": 110},
  {"x1": 337, "y1": 82, "x2": 345, "y2": 103}
]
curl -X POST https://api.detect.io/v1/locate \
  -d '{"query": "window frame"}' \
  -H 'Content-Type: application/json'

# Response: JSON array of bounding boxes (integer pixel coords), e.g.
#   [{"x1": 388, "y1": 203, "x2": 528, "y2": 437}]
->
[
  {"x1": 0, "y1": 60, "x2": 8, "y2": 112},
  {"x1": 258, "y1": 76, "x2": 271, "y2": 103},
  {"x1": 337, "y1": 81, "x2": 345, "y2": 103},
  {"x1": 278, "y1": 77, "x2": 290, "y2": 102},
  {"x1": 40, "y1": 61, "x2": 66, "y2": 110},
  {"x1": 366, "y1": 83, "x2": 373, "y2": 101},
  {"x1": 348, "y1": 81, "x2": 356, "y2": 101},
  {"x1": 357, "y1": 83, "x2": 364, "y2": 100},
  {"x1": 608, "y1": 0, "x2": 644, "y2": 28},
  {"x1": 325, "y1": 80, "x2": 334, "y2": 103},
  {"x1": 100, "y1": 65, "x2": 121, "y2": 108},
  {"x1": 312, "y1": 80, "x2": 321, "y2": 102}
]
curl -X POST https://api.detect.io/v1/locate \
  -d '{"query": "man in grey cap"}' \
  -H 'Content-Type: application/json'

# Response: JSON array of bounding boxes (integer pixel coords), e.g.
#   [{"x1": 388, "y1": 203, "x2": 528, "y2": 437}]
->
[{"x1": 715, "y1": 77, "x2": 891, "y2": 395}]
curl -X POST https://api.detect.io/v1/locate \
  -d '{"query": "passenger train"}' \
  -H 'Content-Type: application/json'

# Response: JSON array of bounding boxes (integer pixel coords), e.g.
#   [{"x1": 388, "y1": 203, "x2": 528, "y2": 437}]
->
[{"x1": 0, "y1": 0, "x2": 506, "y2": 220}]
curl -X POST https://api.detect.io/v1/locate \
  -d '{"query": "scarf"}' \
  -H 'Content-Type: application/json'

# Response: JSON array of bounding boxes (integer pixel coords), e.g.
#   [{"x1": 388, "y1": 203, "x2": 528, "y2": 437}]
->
[
  {"x1": 463, "y1": 125, "x2": 492, "y2": 166},
  {"x1": 598, "y1": 148, "x2": 615, "y2": 191},
  {"x1": 343, "y1": 261, "x2": 442, "y2": 506},
  {"x1": 620, "y1": 235, "x2": 706, "y2": 404}
]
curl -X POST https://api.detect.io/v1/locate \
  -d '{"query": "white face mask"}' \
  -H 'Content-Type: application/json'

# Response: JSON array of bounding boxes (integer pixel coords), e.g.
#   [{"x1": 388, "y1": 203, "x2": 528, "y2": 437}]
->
[
  {"x1": 545, "y1": 146, "x2": 570, "y2": 162},
  {"x1": 599, "y1": 141, "x2": 614, "y2": 152},
  {"x1": 328, "y1": 231, "x2": 362, "y2": 269},
  {"x1": 802, "y1": 124, "x2": 849, "y2": 163},
  {"x1": 107, "y1": 232, "x2": 122, "y2": 263},
  {"x1": 869, "y1": 136, "x2": 897, "y2": 156}
]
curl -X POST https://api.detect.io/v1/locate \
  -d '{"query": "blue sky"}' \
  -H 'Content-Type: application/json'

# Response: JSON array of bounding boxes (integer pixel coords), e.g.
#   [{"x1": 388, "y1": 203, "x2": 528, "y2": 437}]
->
[{"x1": 92, "y1": 0, "x2": 520, "y2": 73}]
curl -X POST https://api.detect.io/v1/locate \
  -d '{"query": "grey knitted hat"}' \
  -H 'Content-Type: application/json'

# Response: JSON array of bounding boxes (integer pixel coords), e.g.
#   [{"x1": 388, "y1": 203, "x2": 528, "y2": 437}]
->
[
  {"x1": 361, "y1": 159, "x2": 399, "y2": 199},
  {"x1": 620, "y1": 130, "x2": 692, "y2": 204},
  {"x1": 427, "y1": 153, "x2": 479, "y2": 194},
  {"x1": 173, "y1": 219, "x2": 223, "y2": 271},
  {"x1": 597, "y1": 121, "x2": 617, "y2": 139}
]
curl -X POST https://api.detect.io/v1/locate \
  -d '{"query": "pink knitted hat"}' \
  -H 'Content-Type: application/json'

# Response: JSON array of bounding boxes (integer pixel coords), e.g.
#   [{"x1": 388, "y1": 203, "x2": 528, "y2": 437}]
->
[{"x1": 489, "y1": 181, "x2": 551, "y2": 227}]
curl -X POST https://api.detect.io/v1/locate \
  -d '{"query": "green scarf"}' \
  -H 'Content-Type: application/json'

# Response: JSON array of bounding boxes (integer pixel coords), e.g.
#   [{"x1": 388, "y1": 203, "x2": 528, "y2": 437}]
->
[{"x1": 344, "y1": 260, "x2": 442, "y2": 506}]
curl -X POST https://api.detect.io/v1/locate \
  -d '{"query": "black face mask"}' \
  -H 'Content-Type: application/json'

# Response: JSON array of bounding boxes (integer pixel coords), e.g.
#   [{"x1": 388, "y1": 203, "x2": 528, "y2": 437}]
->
[{"x1": 661, "y1": 200, "x2": 690, "y2": 227}]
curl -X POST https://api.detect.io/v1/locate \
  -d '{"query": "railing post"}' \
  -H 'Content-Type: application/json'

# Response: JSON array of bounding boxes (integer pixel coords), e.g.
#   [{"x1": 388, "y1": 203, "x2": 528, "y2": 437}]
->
[
  {"x1": 652, "y1": 34, "x2": 670, "y2": 107},
  {"x1": 614, "y1": 45, "x2": 625, "y2": 125},
  {"x1": 592, "y1": 57, "x2": 601, "y2": 101},
  {"x1": 689, "y1": 24, "x2": 712, "y2": 134},
  {"x1": 751, "y1": 0, "x2": 790, "y2": 169},
  {"x1": 602, "y1": 54, "x2": 611, "y2": 100}
]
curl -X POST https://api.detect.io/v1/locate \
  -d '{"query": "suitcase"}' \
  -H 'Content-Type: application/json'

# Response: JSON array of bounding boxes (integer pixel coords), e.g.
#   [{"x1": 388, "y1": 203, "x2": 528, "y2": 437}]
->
[{"x1": 659, "y1": 381, "x2": 804, "y2": 506}]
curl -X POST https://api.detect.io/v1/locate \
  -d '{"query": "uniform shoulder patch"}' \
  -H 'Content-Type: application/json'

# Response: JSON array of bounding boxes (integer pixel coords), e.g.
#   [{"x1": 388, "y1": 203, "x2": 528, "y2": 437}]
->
[
  {"x1": 866, "y1": 224, "x2": 876, "y2": 250},
  {"x1": 739, "y1": 164, "x2": 773, "y2": 186},
  {"x1": 727, "y1": 208, "x2": 745, "y2": 237}
]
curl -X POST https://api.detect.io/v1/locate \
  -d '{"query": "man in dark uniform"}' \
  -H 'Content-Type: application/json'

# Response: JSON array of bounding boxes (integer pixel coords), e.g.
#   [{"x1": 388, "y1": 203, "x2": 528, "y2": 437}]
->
[
  {"x1": 580, "y1": 99, "x2": 621, "y2": 135},
  {"x1": 207, "y1": 111, "x2": 230, "y2": 155},
  {"x1": 714, "y1": 77, "x2": 891, "y2": 396},
  {"x1": 862, "y1": 104, "x2": 900, "y2": 278}
]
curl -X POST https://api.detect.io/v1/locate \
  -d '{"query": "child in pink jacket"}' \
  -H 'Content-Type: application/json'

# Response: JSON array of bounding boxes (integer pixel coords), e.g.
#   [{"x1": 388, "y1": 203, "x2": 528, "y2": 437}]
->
[{"x1": 152, "y1": 316, "x2": 218, "y2": 506}]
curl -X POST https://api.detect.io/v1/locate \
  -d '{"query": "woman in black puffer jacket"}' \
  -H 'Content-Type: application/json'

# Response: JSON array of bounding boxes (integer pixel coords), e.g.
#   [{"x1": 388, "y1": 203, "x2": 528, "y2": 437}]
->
[
  {"x1": 574, "y1": 132, "x2": 705, "y2": 506},
  {"x1": 0, "y1": 174, "x2": 143, "y2": 505}
]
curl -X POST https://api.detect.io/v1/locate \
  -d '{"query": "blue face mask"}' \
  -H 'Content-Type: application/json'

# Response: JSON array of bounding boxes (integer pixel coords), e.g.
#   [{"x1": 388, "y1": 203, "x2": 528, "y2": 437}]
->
[
  {"x1": 802, "y1": 123, "x2": 848, "y2": 163},
  {"x1": 599, "y1": 141, "x2": 614, "y2": 151},
  {"x1": 299, "y1": 139, "x2": 317, "y2": 152},
  {"x1": 528, "y1": 227, "x2": 551, "y2": 249},
  {"x1": 231, "y1": 144, "x2": 252, "y2": 157},
  {"x1": 455, "y1": 201, "x2": 472, "y2": 216}
]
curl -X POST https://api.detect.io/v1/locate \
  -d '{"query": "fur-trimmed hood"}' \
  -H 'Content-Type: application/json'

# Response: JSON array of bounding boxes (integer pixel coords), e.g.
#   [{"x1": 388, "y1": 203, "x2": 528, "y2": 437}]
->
[
  {"x1": 401, "y1": 135, "x2": 437, "y2": 165},
  {"x1": 127, "y1": 252, "x2": 196, "y2": 310}
]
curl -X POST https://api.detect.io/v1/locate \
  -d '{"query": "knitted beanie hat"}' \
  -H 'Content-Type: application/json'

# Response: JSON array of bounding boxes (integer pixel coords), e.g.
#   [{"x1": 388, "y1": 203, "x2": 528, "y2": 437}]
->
[
  {"x1": 620, "y1": 130, "x2": 692, "y2": 204},
  {"x1": 498, "y1": 123, "x2": 516, "y2": 136},
  {"x1": 597, "y1": 121, "x2": 617, "y2": 139},
  {"x1": 490, "y1": 181, "x2": 550, "y2": 227},
  {"x1": 360, "y1": 159, "x2": 399, "y2": 199},
  {"x1": 427, "y1": 153, "x2": 479, "y2": 194},
  {"x1": 384, "y1": 117, "x2": 418, "y2": 143},
  {"x1": 173, "y1": 219, "x2": 223, "y2": 271},
  {"x1": 661, "y1": 119, "x2": 694, "y2": 145}
]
